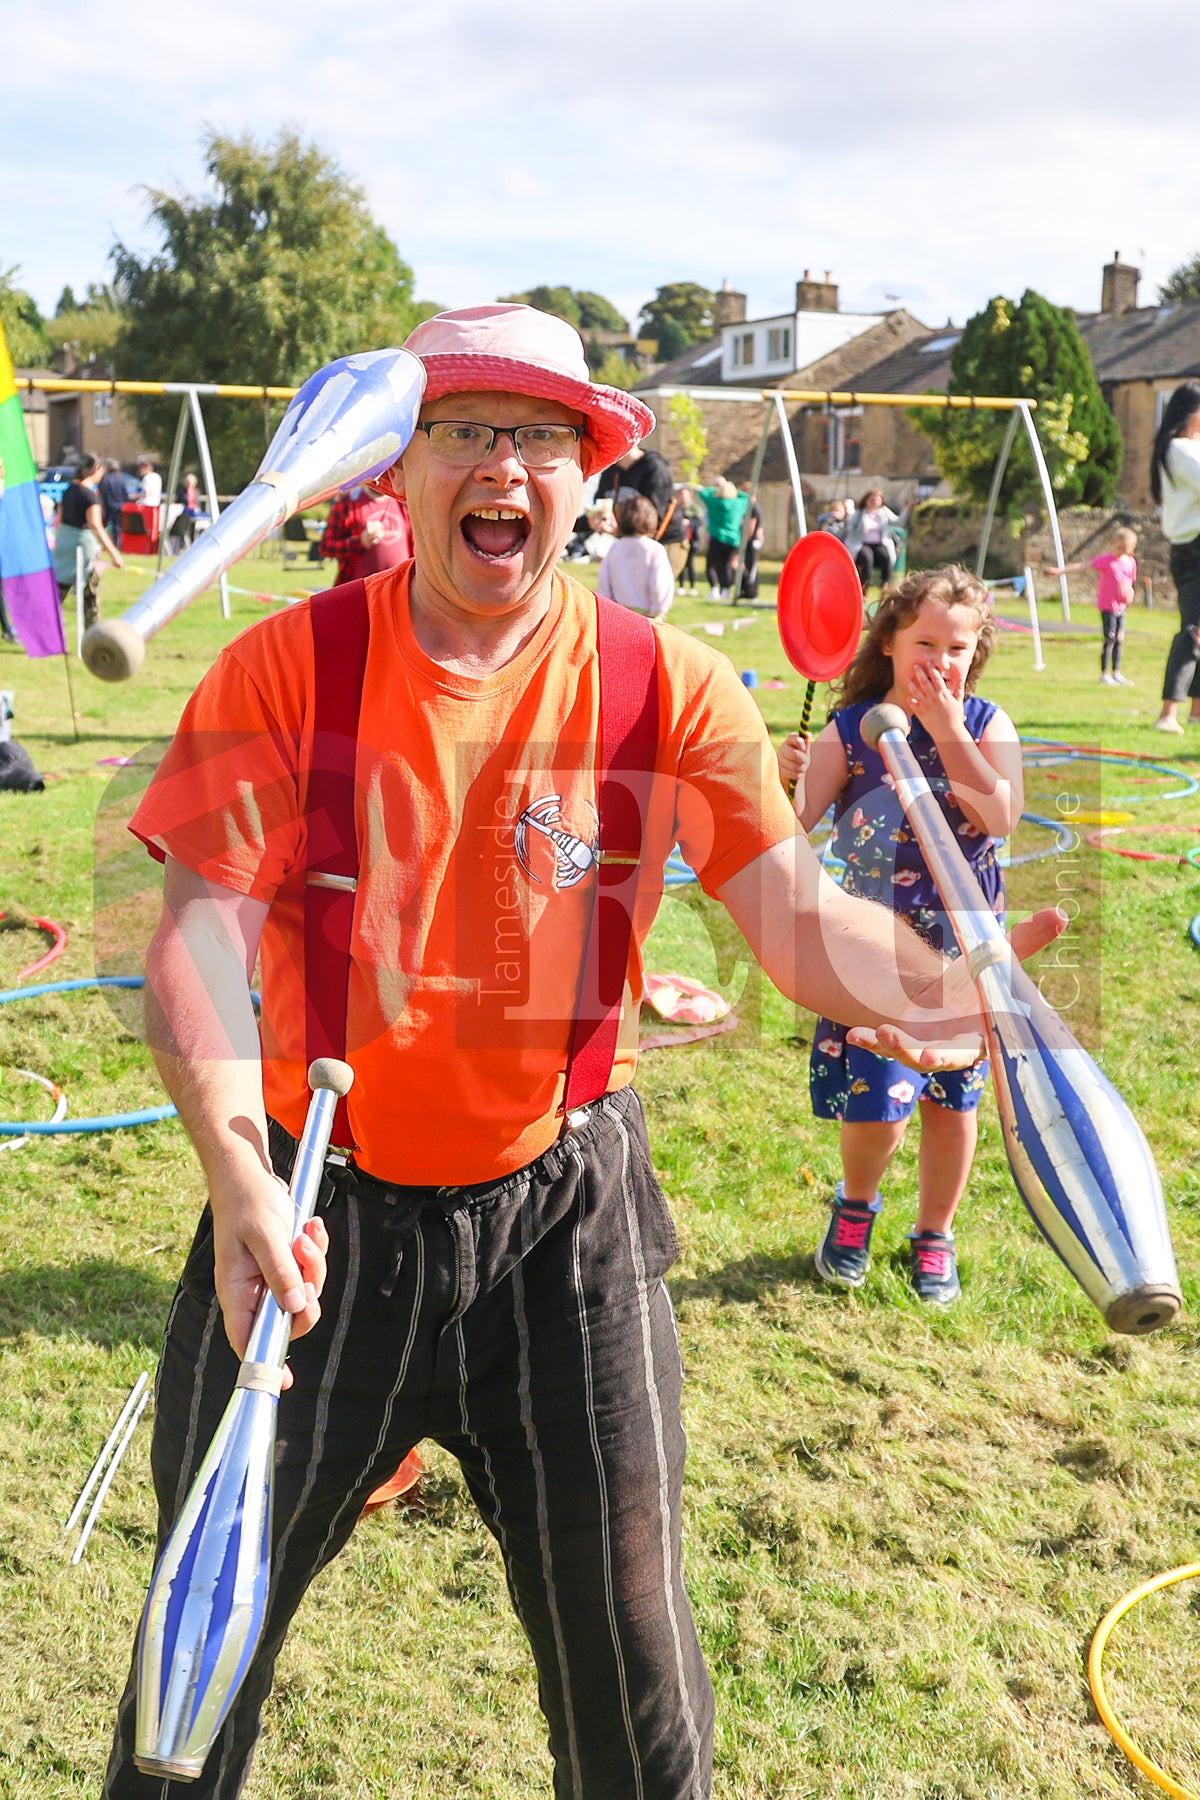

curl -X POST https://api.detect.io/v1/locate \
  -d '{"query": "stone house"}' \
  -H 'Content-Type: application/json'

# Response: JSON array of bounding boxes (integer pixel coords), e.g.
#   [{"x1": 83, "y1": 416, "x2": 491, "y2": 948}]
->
[
  {"x1": 834, "y1": 257, "x2": 1200, "y2": 513},
  {"x1": 633, "y1": 258, "x2": 1200, "y2": 554},
  {"x1": 633, "y1": 273, "x2": 945, "y2": 554},
  {"x1": 40, "y1": 356, "x2": 147, "y2": 469},
  {"x1": 14, "y1": 376, "x2": 51, "y2": 466},
  {"x1": 1074, "y1": 259, "x2": 1200, "y2": 508}
]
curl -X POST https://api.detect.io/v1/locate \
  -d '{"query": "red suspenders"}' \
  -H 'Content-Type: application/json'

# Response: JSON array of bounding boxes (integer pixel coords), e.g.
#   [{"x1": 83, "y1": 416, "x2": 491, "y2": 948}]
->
[
  {"x1": 305, "y1": 579, "x2": 370, "y2": 1147},
  {"x1": 561, "y1": 596, "x2": 659, "y2": 1112},
  {"x1": 304, "y1": 582, "x2": 659, "y2": 1148}
]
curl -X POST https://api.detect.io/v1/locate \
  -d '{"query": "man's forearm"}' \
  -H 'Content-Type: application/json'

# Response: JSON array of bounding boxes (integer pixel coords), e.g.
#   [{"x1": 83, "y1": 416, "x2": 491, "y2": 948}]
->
[
  {"x1": 144, "y1": 870, "x2": 272, "y2": 1196},
  {"x1": 719, "y1": 838, "x2": 962, "y2": 1033},
  {"x1": 144, "y1": 864, "x2": 275, "y2": 1202}
]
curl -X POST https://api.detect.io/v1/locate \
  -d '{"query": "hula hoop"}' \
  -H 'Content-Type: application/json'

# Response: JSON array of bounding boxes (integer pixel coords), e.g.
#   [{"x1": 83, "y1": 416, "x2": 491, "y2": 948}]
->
[
  {"x1": 1089, "y1": 1562, "x2": 1200, "y2": 1800},
  {"x1": 665, "y1": 848, "x2": 698, "y2": 887},
  {"x1": 0, "y1": 912, "x2": 70, "y2": 981},
  {"x1": 1189, "y1": 915, "x2": 1200, "y2": 952},
  {"x1": 0, "y1": 977, "x2": 177, "y2": 1135},
  {"x1": 999, "y1": 812, "x2": 1075, "y2": 868},
  {"x1": 1187, "y1": 846, "x2": 1200, "y2": 870},
  {"x1": 0, "y1": 1067, "x2": 67, "y2": 1153},
  {"x1": 1019, "y1": 738, "x2": 1199, "y2": 806},
  {"x1": 1086, "y1": 826, "x2": 1200, "y2": 864}
]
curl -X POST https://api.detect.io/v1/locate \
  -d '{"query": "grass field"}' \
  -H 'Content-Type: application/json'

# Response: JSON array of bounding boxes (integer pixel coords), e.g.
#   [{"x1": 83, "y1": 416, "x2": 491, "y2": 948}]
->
[{"x1": 0, "y1": 548, "x2": 1198, "y2": 1798}]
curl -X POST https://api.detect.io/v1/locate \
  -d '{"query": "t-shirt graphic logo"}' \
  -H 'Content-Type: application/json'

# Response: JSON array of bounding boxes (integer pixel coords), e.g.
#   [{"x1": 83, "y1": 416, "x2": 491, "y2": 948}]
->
[{"x1": 514, "y1": 794, "x2": 599, "y2": 889}]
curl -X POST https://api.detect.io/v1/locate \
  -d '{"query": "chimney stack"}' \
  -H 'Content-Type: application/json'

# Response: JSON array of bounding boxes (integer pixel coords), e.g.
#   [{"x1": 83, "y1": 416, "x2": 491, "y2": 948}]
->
[
  {"x1": 712, "y1": 278, "x2": 747, "y2": 328},
  {"x1": 795, "y1": 271, "x2": 839, "y2": 313},
  {"x1": 1101, "y1": 252, "x2": 1140, "y2": 315}
]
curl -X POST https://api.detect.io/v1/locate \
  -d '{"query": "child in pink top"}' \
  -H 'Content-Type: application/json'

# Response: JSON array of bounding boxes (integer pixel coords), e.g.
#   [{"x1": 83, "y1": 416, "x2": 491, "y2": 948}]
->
[
  {"x1": 596, "y1": 495, "x2": 675, "y2": 618},
  {"x1": 1045, "y1": 527, "x2": 1137, "y2": 685}
]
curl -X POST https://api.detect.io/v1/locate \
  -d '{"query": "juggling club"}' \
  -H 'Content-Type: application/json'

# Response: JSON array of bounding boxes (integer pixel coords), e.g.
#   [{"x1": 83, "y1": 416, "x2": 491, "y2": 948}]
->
[
  {"x1": 861, "y1": 704, "x2": 1181, "y2": 1336},
  {"x1": 133, "y1": 1057, "x2": 355, "y2": 1780},
  {"x1": 83, "y1": 347, "x2": 426, "y2": 681}
]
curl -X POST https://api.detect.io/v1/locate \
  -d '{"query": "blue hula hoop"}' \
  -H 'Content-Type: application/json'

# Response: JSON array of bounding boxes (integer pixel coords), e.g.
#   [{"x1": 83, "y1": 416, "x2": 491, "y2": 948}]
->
[
  {"x1": 664, "y1": 849, "x2": 698, "y2": 887},
  {"x1": 1019, "y1": 737, "x2": 1199, "y2": 806},
  {"x1": 1000, "y1": 812, "x2": 1076, "y2": 868},
  {"x1": 0, "y1": 976, "x2": 178, "y2": 1135}
]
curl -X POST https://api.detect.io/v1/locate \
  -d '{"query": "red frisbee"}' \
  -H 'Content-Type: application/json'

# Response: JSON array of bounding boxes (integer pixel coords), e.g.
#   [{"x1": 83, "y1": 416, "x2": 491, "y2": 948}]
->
[{"x1": 776, "y1": 532, "x2": 864, "y2": 682}]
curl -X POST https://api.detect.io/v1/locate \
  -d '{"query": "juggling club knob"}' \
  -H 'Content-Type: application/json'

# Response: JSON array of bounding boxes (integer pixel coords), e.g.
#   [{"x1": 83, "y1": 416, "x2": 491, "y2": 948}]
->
[
  {"x1": 81, "y1": 619, "x2": 147, "y2": 682},
  {"x1": 861, "y1": 703, "x2": 909, "y2": 749},
  {"x1": 307, "y1": 1057, "x2": 354, "y2": 1097}
]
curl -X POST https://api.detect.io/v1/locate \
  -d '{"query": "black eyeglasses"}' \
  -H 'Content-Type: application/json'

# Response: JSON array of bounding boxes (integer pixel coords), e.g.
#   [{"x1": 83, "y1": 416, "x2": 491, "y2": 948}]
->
[{"x1": 414, "y1": 420, "x2": 583, "y2": 469}]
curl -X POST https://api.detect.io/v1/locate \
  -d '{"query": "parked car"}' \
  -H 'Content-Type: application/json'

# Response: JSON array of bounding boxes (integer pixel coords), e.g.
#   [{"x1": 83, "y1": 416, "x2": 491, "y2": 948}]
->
[{"x1": 37, "y1": 465, "x2": 77, "y2": 509}]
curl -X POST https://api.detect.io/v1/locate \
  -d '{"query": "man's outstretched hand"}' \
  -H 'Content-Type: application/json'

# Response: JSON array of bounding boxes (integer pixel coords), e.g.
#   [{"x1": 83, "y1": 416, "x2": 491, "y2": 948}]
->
[{"x1": 846, "y1": 907, "x2": 1069, "y2": 1072}]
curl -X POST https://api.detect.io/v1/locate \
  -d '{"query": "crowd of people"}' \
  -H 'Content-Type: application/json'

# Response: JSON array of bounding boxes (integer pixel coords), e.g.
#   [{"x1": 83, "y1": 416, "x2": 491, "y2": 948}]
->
[{"x1": 26, "y1": 380, "x2": 1200, "y2": 740}]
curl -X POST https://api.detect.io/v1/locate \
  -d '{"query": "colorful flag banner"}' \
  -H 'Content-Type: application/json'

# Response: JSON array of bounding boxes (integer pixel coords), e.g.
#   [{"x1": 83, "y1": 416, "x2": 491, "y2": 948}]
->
[{"x1": 0, "y1": 324, "x2": 66, "y2": 656}]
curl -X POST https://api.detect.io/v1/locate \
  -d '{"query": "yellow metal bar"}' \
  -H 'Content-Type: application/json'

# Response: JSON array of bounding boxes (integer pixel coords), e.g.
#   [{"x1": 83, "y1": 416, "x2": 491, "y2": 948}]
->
[
  {"x1": 771, "y1": 389, "x2": 1034, "y2": 410},
  {"x1": 23, "y1": 377, "x2": 298, "y2": 400},
  {"x1": 25, "y1": 376, "x2": 1032, "y2": 410}
]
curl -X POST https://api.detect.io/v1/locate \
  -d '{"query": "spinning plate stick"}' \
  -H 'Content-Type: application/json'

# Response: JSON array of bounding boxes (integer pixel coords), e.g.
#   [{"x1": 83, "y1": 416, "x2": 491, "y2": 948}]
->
[{"x1": 861, "y1": 703, "x2": 1180, "y2": 1337}]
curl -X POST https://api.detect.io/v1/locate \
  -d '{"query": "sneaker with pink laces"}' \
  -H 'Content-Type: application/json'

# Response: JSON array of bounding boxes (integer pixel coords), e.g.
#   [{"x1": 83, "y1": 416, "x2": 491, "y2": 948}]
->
[
  {"x1": 814, "y1": 1184, "x2": 881, "y2": 1288},
  {"x1": 907, "y1": 1229, "x2": 961, "y2": 1304}
]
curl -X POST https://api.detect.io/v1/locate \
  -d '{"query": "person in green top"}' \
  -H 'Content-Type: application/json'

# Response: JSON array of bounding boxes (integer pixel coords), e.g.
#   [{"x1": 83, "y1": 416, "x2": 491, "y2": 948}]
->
[{"x1": 697, "y1": 477, "x2": 750, "y2": 598}]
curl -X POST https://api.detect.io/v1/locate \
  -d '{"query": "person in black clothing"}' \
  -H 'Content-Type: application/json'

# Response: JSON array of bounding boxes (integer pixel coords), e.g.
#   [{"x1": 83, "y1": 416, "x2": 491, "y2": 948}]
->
[
  {"x1": 739, "y1": 495, "x2": 764, "y2": 600},
  {"x1": 98, "y1": 459, "x2": 128, "y2": 550},
  {"x1": 596, "y1": 443, "x2": 688, "y2": 578},
  {"x1": 52, "y1": 453, "x2": 124, "y2": 627}
]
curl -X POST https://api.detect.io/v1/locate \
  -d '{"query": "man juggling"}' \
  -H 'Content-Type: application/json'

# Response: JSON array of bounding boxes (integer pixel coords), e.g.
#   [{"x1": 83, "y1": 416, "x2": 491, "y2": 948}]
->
[{"x1": 104, "y1": 304, "x2": 1064, "y2": 1798}]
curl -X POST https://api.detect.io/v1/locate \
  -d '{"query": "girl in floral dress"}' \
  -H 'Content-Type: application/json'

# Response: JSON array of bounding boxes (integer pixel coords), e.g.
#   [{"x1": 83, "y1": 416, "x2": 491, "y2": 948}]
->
[{"x1": 777, "y1": 565, "x2": 1024, "y2": 1303}]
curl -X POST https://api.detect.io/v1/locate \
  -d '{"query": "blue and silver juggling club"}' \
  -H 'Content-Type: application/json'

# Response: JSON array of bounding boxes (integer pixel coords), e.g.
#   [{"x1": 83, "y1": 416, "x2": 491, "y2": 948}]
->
[
  {"x1": 133, "y1": 1057, "x2": 355, "y2": 1780},
  {"x1": 861, "y1": 704, "x2": 1181, "y2": 1336},
  {"x1": 83, "y1": 347, "x2": 426, "y2": 681}
]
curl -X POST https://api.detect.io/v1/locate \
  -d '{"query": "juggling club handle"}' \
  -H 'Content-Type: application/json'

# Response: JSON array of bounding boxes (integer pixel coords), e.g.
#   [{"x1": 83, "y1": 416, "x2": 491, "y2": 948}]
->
[{"x1": 239, "y1": 1057, "x2": 355, "y2": 1381}]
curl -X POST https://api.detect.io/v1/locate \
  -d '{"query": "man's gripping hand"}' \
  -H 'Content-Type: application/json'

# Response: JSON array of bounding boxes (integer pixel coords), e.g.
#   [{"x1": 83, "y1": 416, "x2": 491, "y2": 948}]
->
[
  {"x1": 210, "y1": 1169, "x2": 329, "y2": 1390},
  {"x1": 847, "y1": 907, "x2": 1069, "y2": 1071}
]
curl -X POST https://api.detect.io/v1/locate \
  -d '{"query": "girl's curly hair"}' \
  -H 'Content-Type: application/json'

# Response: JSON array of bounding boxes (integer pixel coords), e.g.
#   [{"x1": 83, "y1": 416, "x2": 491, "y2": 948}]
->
[{"x1": 836, "y1": 564, "x2": 996, "y2": 709}]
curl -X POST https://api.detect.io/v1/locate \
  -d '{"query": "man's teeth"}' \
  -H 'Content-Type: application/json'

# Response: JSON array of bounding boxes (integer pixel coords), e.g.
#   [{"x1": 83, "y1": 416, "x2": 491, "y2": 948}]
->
[{"x1": 469, "y1": 508, "x2": 525, "y2": 521}]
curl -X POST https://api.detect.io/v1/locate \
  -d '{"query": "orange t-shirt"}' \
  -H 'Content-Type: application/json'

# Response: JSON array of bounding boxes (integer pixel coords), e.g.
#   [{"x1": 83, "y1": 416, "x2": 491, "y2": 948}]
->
[{"x1": 131, "y1": 567, "x2": 795, "y2": 1182}]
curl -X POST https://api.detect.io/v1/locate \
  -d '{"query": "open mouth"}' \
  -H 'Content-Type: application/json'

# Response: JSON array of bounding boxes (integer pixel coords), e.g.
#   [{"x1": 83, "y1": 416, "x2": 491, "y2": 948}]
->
[{"x1": 460, "y1": 507, "x2": 531, "y2": 562}]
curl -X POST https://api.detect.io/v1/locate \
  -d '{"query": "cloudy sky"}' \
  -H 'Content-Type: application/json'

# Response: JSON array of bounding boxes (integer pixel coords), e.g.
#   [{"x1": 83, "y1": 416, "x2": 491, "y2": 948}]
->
[{"x1": 5, "y1": 0, "x2": 1197, "y2": 336}]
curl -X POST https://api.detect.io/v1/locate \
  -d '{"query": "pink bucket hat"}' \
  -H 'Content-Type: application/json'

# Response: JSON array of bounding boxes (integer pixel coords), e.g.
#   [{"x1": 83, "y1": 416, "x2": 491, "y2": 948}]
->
[{"x1": 403, "y1": 304, "x2": 655, "y2": 475}]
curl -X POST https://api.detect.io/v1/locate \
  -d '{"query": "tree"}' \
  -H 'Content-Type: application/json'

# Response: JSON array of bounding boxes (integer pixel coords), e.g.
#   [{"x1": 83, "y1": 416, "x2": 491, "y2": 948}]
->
[
  {"x1": 47, "y1": 281, "x2": 125, "y2": 367},
  {"x1": 498, "y1": 284, "x2": 581, "y2": 326},
  {"x1": 637, "y1": 283, "x2": 714, "y2": 353},
  {"x1": 498, "y1": 286, "x2": 628, "y2": 334},
  {"x1": 574, "y1": 290, "x2": 628, "y2": 333},
  {"x1": 0, "y1": 268, "x2": 48, "y2": 367},
  {"x1": 667, "y1": 394, "x2": 708, "y2": 484},
  {"x1": 652, "y1": 318, "x2": 692, "y2": 363},
  {"x1": 1159, "y1": 253, "x2": 1200, "y2": 303},
  {"x1": 587, "y1": 347, "x2": 634, "y2": 391},
  {"x1": 114, "y1": 130, "x2": 426, "y2": 488},
  {"x1": 910, "y1": 289, "x2": 1122, "y2": 522}
]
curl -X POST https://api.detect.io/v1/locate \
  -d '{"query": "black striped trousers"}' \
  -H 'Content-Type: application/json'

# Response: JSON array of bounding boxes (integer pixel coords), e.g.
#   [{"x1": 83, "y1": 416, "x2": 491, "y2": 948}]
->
[{"x1": 103, "y1": 1087, "x2": 714, "y2": 1798}]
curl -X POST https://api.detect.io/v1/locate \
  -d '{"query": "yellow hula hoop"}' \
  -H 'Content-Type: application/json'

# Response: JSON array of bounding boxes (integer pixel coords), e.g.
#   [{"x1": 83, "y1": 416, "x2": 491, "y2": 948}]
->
[{"x1": 1088, "y1": 1562, "x2": 1200, "y2": 1800}]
